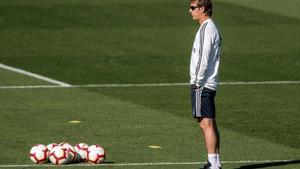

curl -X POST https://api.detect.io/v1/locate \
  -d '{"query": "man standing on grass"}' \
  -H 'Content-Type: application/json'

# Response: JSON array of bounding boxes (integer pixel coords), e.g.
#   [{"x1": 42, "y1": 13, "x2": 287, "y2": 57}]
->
[{"x1": 189, "y1": 0, "x2": 222, "y2": 169}]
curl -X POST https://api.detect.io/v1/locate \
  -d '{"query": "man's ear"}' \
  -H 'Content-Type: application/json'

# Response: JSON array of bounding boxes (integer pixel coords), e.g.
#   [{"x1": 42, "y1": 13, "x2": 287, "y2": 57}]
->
[{"x1": 200, "y1": 6, "x2": 205, "y2": 13}]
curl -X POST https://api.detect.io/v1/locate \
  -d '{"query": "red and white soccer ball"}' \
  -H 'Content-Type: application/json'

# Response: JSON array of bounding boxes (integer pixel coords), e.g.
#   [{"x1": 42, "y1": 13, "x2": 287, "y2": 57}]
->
[
  {"x1": 46, "y1": 143, "x2": 57, "y2": 152},
  {"x1": 29, "y1": 144, "x2": 49, "y2": 164},
  {"x1": 74, "y1": 143, "x2": 89, "y2": 162},
  {"x1": 87, "y1": 145, "x2": 106, "y2": 164},
  {"x1": 59, "y1": 142, "x2": 77, "y2": 162},
  {"x1": 49, "y1": 146, "x2": 72, "y2": 165}
]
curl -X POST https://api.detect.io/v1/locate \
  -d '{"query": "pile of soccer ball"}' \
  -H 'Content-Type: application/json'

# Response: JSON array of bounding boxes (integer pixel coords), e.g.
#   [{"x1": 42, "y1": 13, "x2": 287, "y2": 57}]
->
[{"x1": 29, "y1": 142, "x2": 106, "y2": 165}]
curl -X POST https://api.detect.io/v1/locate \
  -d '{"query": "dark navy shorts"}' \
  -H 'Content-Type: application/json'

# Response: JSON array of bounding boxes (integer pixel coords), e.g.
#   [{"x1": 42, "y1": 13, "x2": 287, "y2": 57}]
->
[{"x1": 191, "y1": 85, "x2": 216, "y2": 119}]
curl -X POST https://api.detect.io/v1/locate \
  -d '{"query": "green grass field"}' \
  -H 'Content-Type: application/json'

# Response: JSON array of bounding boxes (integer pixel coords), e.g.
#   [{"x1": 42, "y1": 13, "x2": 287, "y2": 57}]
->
[{"x1": 0, "y1": 0, "x2": 299, "y2": 168}]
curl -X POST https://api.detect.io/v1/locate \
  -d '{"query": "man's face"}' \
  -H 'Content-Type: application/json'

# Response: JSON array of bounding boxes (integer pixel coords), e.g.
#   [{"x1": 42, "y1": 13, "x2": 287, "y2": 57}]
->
[{"x1": 189, "y1": 1, "x2": 201, "y2": 20}]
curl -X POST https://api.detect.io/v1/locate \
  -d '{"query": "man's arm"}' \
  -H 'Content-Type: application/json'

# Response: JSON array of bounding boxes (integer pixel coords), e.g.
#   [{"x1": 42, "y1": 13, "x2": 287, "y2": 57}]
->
[{"x1": 195, "y1": 27, "x2": 214, "y2": 88}]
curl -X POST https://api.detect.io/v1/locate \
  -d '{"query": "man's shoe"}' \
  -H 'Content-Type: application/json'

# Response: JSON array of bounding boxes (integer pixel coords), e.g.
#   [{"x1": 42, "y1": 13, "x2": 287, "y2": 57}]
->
[
  {"x1": 200, "y1": 161, "x2": 222, "y2": 169},
  {"x1": 200, "y1": 161, "x2": 211, "y2": 169}
]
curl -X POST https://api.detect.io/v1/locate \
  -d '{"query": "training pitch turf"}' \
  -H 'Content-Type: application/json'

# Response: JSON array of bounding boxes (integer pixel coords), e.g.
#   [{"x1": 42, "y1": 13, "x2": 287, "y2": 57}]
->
[{"x1": 0, "y1": 0, "x2": 299, "y2": 168}]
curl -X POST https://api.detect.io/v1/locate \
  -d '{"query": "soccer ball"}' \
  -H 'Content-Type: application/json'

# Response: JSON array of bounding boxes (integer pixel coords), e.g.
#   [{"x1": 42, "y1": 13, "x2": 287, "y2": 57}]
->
[
  {"x1": 74, "y1": 143, "x2": 89, "y2": 162},
  {"x1": 46, "y1": 143, "x2": 57, "y2": 152},
  {"x1": 87, "y1": 145, "x2": 106, "y2": 164},
  {"x1": 59, "y1": 142, "x2": 77, "y2": 162},
  {"x1": 49, "y1": 146, "x2": 72, "y2": 165},
  {"x1": 29, "y1": 144, "x2": 49, "y2": 164}
]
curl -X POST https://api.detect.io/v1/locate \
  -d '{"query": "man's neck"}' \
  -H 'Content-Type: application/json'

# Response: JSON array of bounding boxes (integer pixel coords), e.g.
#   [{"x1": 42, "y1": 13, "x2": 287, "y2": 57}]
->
[{"x1": 199, "y1": 16, "x2": 211, "y2": 26}]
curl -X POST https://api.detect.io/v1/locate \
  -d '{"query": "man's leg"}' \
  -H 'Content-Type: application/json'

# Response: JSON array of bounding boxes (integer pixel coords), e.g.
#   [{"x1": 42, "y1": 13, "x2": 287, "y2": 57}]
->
[
  {"x1": 199, "y1": 118, "x2": 218, "y2": 153},
  {"x1": 199, "y1": 118, "x2": 220, "y2": 168},
  {"x1": 213, "y1": 119, "x2": 221, "y2": 166}
]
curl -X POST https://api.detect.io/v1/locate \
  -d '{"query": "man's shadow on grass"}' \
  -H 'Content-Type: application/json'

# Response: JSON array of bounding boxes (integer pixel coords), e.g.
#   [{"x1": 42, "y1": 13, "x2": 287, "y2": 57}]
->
[{"x1": 235, "y1": 160, "x2": 300, "y2": 169}]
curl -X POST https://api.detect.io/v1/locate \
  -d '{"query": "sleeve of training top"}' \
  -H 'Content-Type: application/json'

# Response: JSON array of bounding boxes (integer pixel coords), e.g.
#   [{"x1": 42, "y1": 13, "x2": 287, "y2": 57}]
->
[{"x1": 195, "y1": 27, "x2": 214, "y2": 87}]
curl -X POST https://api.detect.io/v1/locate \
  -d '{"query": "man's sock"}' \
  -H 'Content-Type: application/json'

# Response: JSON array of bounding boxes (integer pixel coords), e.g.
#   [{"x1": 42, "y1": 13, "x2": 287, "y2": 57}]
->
[
  {"x1": 216, "y1": 154, "x2": 221, "y2": 167},
  {"x1": 208, "y1": 154, "x2": 218, "y2": 168}
]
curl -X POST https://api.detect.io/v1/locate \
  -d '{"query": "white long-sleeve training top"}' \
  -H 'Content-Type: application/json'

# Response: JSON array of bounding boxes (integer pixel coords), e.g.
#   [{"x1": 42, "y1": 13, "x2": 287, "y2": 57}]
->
[{"x1": 190, "y1": 19, "x2": 222, "y2": 91}]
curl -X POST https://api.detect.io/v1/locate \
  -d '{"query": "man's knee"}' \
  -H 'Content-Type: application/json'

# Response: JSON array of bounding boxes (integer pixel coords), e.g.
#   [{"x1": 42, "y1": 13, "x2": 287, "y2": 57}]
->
[{"x1": 198, "y1": 118, "x2": 214, "y2": 130}]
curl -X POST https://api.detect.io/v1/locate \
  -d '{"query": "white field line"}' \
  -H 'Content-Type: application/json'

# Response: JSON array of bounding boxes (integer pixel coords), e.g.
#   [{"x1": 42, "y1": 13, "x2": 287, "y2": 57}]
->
[
  {"x1": 0, "y1": 81, "x2": 300, "y2": 89},
  {"x1": 0, "y1": 63, "x2": 71, "y2": 87},
  {"x1": 0, "y1": 159, "x2": 297, "y2": 168}
]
